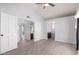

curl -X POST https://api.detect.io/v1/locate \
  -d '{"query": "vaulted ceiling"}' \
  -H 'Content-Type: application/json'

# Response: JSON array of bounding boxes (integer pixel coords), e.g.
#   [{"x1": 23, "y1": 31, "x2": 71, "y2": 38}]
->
[
  {"x1": 35, "y1": 3, "x2": 78, "y2": 20},
  {"x1": 0, "y1": 3, "x2": 78, "y2": 20}
]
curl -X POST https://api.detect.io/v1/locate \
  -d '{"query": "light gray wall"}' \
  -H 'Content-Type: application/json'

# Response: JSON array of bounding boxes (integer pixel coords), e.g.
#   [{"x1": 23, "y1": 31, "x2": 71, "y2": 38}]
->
[
  {"x1": 45, "y1": 20, "x2": 52, "y2": 32},
  {"x1": 34, "y1": 21, "x2": 47, "y2": 41},
  {"x1": 55, "y1": 16, "x2": 76, "y2": 44},
  {"x1": 46, "y1": 16, "x2": 76, "y2": 44}
]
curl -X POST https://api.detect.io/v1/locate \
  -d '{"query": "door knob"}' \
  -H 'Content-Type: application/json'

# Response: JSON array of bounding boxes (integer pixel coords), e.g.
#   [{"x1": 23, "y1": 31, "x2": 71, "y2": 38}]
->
[{"x1": 0, "y1": 34, "x2": 3, "y2": 36}]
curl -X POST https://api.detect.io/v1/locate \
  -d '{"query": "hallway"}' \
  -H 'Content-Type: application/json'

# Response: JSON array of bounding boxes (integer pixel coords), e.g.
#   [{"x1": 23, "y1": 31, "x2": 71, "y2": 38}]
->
[{"x1": 4, "y1": 39, "x2": 77, "y2": 55}]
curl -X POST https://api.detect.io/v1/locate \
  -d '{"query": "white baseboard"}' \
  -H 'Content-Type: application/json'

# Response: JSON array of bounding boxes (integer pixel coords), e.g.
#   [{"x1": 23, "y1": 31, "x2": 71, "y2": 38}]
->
[
  {"x1": 55, "y1": 40, "x2": 76, "y2": 45},
  {"x1": 34, "y1": 39, "x2": 47, "y2": 42}
]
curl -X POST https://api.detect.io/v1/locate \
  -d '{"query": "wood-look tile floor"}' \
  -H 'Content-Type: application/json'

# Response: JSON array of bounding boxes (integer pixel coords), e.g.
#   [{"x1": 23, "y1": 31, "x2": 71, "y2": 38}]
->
[{"x1": 3, "y1": 39, "x2": 77, "y2": 55}]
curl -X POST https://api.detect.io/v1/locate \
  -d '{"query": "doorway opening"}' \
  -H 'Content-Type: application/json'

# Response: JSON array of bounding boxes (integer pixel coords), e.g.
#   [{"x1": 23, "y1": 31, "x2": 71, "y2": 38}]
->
[
  {"x1": 18, "y1": 19, "x2": 34, "y2": 47},
  {"x1": 47, "y1": 21, "x2": 56, "y2": 40},
  {"x1": 30, "y1": 22, "x2": 34, "y2": 40}
]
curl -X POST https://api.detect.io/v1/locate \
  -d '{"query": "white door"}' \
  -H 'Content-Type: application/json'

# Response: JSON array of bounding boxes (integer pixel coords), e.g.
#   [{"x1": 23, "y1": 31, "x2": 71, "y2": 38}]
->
[{"x1": 0, "y1": 12, "x2": 17, "y2": 54}]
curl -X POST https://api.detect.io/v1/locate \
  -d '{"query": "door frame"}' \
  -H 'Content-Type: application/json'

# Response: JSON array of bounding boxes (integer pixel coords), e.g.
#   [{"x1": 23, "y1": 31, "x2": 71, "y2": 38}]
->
[{"x1": 76, "y1": 18, "x2": 79, "y2": 51}]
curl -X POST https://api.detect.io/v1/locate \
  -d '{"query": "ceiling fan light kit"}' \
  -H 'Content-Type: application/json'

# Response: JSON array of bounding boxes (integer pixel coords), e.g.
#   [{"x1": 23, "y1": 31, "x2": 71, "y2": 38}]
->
[
  {"x1": 44, "y1": 3, "x2": 49, "y2": 6},
  {"x1": 36, "y1": 3, "x2": 55, "y2": 9}
]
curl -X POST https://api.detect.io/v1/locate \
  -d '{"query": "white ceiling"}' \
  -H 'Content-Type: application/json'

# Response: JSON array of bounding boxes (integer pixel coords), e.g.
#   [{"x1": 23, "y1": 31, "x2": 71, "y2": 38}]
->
[
  {"x1": 35, "y1": 3, "x2": 78, "y2": 20},
  {"x1": 0, "y1": 3, "x2": 78, "y2": 20}
]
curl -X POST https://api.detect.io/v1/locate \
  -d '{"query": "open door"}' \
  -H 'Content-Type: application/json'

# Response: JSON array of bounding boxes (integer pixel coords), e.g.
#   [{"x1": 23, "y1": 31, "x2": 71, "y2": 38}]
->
[{"x1": 0, "y1": 12, "x2": 17, "y2": 54}]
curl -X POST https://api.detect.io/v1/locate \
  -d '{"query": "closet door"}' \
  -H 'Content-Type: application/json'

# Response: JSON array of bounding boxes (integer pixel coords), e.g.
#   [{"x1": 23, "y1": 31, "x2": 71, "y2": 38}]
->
[
  {"x1": 0, "y1": 12, "x2": 17, "y2": 54},
  {"x1": 0, "y1": 12, "x2": 9, "y2": 53}
]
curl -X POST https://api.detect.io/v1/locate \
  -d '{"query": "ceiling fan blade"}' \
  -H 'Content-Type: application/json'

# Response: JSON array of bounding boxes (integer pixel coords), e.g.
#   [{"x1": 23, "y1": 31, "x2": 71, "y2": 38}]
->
[
  {"x1": 43, "y1": 6, "x2": 46, "y2": 9},
  {"x1": 49, "y1": 3, "x2": 55, "y2": 7}
]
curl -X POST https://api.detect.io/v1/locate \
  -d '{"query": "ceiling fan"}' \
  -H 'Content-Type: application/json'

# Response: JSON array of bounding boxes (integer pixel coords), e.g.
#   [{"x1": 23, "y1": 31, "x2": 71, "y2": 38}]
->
[{"x1": 36, "y1": 3, "x2": 55, "y2": 9}]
